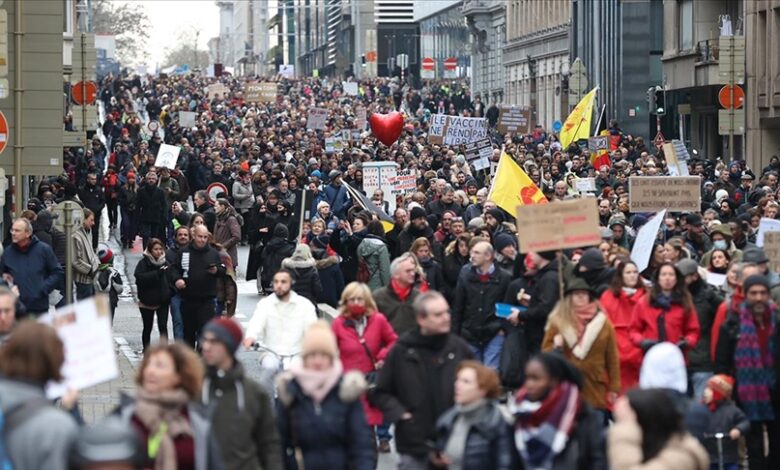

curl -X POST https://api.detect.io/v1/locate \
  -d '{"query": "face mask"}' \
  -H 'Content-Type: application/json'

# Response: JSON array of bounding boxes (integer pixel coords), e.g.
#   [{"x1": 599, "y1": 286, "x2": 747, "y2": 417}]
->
[
  {"x1": 348, "y1": 304, "x2": 367, "y2": 316},
  {"x1": 713, "y1": 240, "x2": 728, "y2": 250}
]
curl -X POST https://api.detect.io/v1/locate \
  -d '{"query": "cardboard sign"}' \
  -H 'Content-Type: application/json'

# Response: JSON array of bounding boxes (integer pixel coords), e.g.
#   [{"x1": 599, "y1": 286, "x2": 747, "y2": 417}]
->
[
  {"x1": 342, "y1": 81, "x2": 358, "y2": 96},
  {"x1": 156, "y1": 143, "x2": 181, "y2": 169},
  {"x1": 575, "y1": 177, "x2": 597, "y2": 193},
  {"x1": 763, "y1": 231, "x2": 780, "y2": 273},
  {"x1": 355, "y1": 106, "x2": 367, "y2": 130},
  {"x1": 245, "y1": 82, "x2": 277, "y2": 102},
  {"x1": 387, "y1": 169, "x2": 417, "y2": 196},
  {"x1": 207, "y1": 83, "x2": 229, "y2": 100},
  {"x1": 497, "y1": 106, "x2": 531, "y2": 134},
  {"x1": 756, "y1": 217, "x2": 780, "y2": 247},
  {"x1": 515, "y1": 198, "x2": 601, "y2": 253},
  {"x1": 663, "y1": 141, "x2": 691, "y2": 176},
  {"x1": 428, "y1": 115, "x2": 487, "y2": 145},
  {"x1": 46, "y1": 297, "x2": 118, "y2": 398},
  {"x1": 628, "y1": 177, "x2": 700, "y2": 213},
  {"x1": 307, "y1": 108, "x2": 329, "y2": 130},
  {"x1": 587, "y1": 136, "x2": 609, "y2": 152},
  {"x1": 630, "y1": 210, "x2": 667, "y2": 273},
  {"x1": 179, "y1": 111, "x2": 196, "y2": 128}
]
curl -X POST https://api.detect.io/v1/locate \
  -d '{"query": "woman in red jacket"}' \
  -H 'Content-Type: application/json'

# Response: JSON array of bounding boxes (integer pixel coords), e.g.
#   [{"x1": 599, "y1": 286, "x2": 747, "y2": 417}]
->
[
  {"x1": 600, "y1": 260, "x2": 646, "y2": 392},
  {"x1": 630, "y1": 262, "x2": 701, "y2": 359},
  {"x1": 331, "y1": 281, "x2": 398, "y2": 453}
]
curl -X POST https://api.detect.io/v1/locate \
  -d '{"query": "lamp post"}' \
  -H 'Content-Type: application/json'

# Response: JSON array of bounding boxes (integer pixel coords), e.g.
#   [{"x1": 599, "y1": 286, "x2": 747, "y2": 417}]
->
[{"x1": 54, "y1": 201, "x2": 82, "y2": 305}]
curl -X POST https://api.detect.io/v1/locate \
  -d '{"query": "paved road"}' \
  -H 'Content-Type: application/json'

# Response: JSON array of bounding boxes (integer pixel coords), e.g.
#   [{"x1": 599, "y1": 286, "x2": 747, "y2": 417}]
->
[{"x1": 106, "y1": 225, "x2": 398, "y2": 468}]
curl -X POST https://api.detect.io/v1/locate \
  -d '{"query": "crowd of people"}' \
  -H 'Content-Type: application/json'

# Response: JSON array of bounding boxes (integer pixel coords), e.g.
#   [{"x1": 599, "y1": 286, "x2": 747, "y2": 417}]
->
[{"x1": 1, "y1": 70, "x2": 780, "y2": 469}]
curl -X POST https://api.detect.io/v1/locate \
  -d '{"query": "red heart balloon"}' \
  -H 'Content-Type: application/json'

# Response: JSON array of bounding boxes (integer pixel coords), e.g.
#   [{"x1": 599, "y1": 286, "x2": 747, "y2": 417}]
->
[{"x1": 369, "y1": 112, "x2": 404, "y2": 147}]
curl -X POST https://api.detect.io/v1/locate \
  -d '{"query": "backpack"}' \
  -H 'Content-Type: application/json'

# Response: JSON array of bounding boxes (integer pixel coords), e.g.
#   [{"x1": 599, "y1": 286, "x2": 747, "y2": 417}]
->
[
  {"x1": 0, "y1": 398, "x2": 49, "y2": 469},
  {"x1": 94, "y1": 268, "x2": 112, "y2": 293},
  {"x1": 356, "y1": 256, "x2": 372, "y2": 283}
]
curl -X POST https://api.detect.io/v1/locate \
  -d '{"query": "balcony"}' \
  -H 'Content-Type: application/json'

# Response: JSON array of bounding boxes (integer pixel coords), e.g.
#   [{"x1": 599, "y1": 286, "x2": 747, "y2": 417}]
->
[{"x1": 695, "y1": 39, "x2": 719, "y2": 65}]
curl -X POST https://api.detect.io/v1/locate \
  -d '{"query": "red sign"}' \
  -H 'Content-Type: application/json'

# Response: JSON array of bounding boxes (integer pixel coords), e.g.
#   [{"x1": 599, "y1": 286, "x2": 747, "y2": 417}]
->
[
  {"x1": 422, "y1": 57, "x2": 435, "y2": 71},
  {"x1": 365, "y1": 51, "x2": 377, "y2": 62},
  {"x1": 444, "y1": 57, "x2": 457, "y2": 71},
  {"x1": 72, "y1": 81, "x2": 98, "y2": 105},
  {"x1": 653, "y1": 131, "x2": 665, "y2": 148},
  {"x1": 718, "y1": 85, "x2": 745, "y2": 109},
  {"x1": 0, "y1": 110, "x2": 7, "y2": 155}
]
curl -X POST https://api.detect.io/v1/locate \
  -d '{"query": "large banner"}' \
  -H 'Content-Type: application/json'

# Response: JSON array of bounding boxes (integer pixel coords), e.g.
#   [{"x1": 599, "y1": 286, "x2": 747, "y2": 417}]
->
[
  {"x1": 245, "y1": 82, "x2": 277, "y2": 102},
  {"x1": 515, "y1": 198, "x2": 600, "y2": 253},
  {"x1": 429, "y1": 115, "x2": 488, "y2": 146},
  {"x1": 628, "y1": 177, "x2": 700, "y2": 213}
]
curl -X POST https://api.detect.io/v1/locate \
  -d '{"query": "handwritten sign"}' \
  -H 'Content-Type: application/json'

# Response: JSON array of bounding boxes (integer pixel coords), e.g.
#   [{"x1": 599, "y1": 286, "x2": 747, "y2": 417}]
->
[
  {"x1": 355, "y1": 106, "x2": 367, "y2": 130},
  {"x1": 207, "y1": 83, "x2": 229, "y2": 100},
  {"x1": 342, "y1": 81, "x2": 358, "y2": 96},
  {"x1": 763, "y1": 231, "x2": 780, "y2": 273},
  {"x1": 307, "y1": 108, "x2": 329, "y2": 130},
  {"x1": 628, "y1": 176, "x2": 700, "y2": 213},
  {"x1": 515, "y1": 198, "x2": 601, "y2": 253},
  {"x1": 245, "y1": 82, "x2": 277, "y2": 102},
  {"x1": 497, "y1": 106, "x2": 531, "y2": 134},
  {"x1": 757, "y1": 217, "x2": 780, "y2": 247},
  {"x1": 428, "y1": 115, "x2": 487, "y2": 146},
  {"x1": 575, "y1": 177, "x2": 597, "y2": 193},
  {"x1": 387, "y1": 169, "x2": 417, "y2": 196},
  {"x1": 179, "y1": 111, "x2": 196, "y2": 128},
  {"x1": 155, "y1": 143, "x2": 181, "y2": 170}
]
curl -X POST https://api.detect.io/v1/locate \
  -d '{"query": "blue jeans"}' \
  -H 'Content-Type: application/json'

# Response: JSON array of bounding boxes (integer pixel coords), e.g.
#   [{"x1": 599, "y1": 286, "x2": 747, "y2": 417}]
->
[
  {"x1": 710, "y1": 465, "x2": 738, "y2": 470},
  {"x1": 468, "y1": 334, "x2": 505, "y2": 369},
  {"x1": 691, "y1": 371, "x2": 713, "y2": 402},
  {"x1": 169, "y1": 294, "x2": 184, "y2": 341},
  {"x1": 376, "y1": 423, "x2": 392, "y2": 441},
  {"x1": 75, "y1": 282, "x2": 94, "y2": 301}
]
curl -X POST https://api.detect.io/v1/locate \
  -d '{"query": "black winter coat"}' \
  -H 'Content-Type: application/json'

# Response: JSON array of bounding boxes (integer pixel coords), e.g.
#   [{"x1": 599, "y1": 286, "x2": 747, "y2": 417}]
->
[
  {"x1": 452, "y1": 265, "x2": 511, "y2": 346},
  {"x1": 260, "y1": 237, "x2": 295, "y2": 286},
  {"x1": 371, "y1": 330, "x2": 474, "y2": 457},
  {"x1": 435, "y1": 402, "x2": 516, "y2": 470},
  {"x1": 281, "y1": 260, "x2": 322, "y2": 307},
  {"x1": 78, "y1": 184, "x2": 105, "y2": 214},
  {"x1": 688, "y1": 279, "x2": 724, "y2": 372},
  {"x1": 136, "y1": 184, "x2": 166, "y2": 224},
  {"x1": 134, "y1": 256, "x2": 171, "y2": 307},
  {"x1": 702, "y1": 401, "x2": 749, "y2": 464},
  {"x1": 520, "y1": 259, "x2": 561, "y2": 354},
  {"x1": 170, "y1": 243, "x2": 226, "y2": 299}
]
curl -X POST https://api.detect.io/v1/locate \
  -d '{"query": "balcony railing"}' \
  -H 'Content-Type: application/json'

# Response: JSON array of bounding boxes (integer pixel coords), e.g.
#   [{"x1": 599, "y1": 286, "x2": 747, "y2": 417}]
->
[{"x1": 696, "y1": 39, "x2": 719, "y2": 64}]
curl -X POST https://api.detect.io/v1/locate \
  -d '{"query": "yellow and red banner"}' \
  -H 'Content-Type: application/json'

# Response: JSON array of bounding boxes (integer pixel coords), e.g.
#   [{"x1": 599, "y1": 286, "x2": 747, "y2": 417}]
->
[
  {"x1": 488, "y1": 150, "x2": 547, "y2": 215},
  {"x1": 560, "y1": 87, "x2": 598, "y2": 149}
]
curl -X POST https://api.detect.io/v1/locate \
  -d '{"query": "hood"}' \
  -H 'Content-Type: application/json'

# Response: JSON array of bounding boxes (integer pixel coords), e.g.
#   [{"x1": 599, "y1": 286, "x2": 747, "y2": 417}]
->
[
  {"x1": 358, "y1": 237, "x2": 386, "y2": 255},
  {"x1": 275, "y1": 370, "x2": 366, "y2": 408},
  {"x1": 0, "y1": 378, "x2": 47, "y2": 412},
  {"x1": 33, "y1": 211, "x2": 54, "y2": 231},
  {"x1": 397, "y1": 328, "x2": 449, "y2": 350},
  {"x1": 282, "y1": 257, "x2": 316, "y2": 270},
  {"x1": 639, "y1": 342, "x2": 687, "y2": 393}
]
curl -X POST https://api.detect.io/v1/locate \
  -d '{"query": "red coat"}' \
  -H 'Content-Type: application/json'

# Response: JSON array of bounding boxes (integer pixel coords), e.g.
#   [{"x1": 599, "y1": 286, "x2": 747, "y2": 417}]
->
[
  {"x1": 629, "y1": 295, "x2": 701, "y2": 356},
  {"x1": 600, "y1": 288, "x2": 645, "y2": 392},
  {"x1": 710, "y1": 290, "x2": 742, "y2": 361},
  {"x1": 332, "y1": 312, "x2": 398, "y2": 425}
]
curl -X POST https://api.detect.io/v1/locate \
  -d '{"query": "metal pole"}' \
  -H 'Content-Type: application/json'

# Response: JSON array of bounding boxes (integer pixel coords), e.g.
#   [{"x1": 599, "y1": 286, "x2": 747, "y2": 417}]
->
[
  {"x1": 729, "y1": 40, "x2": 735, "y2": 161},
  {"x1": 13, "y1": 0, "x2": 23, "y2": 217},
  {"x1": 63, "y1": 203, "x2": 74, "y2": 305},
  {"x1": 353, "y1": 0, "x2": 361, "y2": 79},
  {"x1": 81, "y1": 32, "x2": 88, "y2": 151}
]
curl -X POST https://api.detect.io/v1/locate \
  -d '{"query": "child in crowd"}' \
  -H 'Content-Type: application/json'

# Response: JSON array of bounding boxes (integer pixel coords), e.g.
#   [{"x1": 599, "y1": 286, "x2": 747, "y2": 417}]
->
[
  {"x1": 701, "y1": 374, "x2": 750, "y2": 470},
  {"x1": 95, "y1": 244, "x2": 123, "y2": 322}
]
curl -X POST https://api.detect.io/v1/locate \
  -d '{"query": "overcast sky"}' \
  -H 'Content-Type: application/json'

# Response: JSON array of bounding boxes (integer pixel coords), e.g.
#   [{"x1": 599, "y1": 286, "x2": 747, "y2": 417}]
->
[{"x1": 129, "y1": 0, "x2": 220, "y2": 67}]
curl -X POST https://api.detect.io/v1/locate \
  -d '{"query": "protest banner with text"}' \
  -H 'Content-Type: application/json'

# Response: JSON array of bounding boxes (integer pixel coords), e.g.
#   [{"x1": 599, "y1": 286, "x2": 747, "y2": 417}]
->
[
  {"x1": 628, "y1": 176, "x2": 700, "y2": 213},
  {"x1": 515, "y1": 198, "x2": 601, "y2": 253}
]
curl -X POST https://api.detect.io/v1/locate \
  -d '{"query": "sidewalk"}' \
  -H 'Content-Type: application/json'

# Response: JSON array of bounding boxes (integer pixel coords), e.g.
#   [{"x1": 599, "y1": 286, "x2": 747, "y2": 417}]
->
[{"x1": 77, "y1": 344, "x2": 137, "y2": 424}]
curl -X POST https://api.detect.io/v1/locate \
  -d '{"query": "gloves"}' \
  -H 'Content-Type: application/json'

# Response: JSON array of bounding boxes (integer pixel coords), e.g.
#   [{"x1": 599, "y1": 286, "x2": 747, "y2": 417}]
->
[
  {"x1": 640, "y1": 339, "x2": 659, "y2": 352},
  {"x1": 676, "y1": 339, "x2": 689, "y2": 351}
]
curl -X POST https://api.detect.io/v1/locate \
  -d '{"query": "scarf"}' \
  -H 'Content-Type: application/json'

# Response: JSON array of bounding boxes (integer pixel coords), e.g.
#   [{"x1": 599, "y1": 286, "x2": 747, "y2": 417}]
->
[
  {"x1": 574, "y1": 302, "x2": 599, "y2": 339},
  {"x1": 288, "y1": 357, "x2": 343, "y2": 405},
  {"x1": 144, "y1": 251, "x2": 166, "y2": 266},
  {"x1": 514, "y1": 382, "x2": 580, "y2": 470},
  {"x1": 734, "y1": 302, "x2": 776, "y2": 421},
  {"x1": 444, "y1": 399, "x2": 489, "y2": 470},
  {"x1": 391, "y1": 279, "x2": 413, "y2": 302},
  {"x1": 133, "y1": 388, "x2": 193, "y2": 470}
]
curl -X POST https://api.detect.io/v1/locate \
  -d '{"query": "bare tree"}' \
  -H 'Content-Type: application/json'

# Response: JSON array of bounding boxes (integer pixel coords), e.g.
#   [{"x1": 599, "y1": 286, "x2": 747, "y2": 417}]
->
[
  {"x1": 161, "y1": 30, "x2": 208, "y2": 70},
  {"x1": 92, "y1": 0, "x2": 151, "y2": 65}
]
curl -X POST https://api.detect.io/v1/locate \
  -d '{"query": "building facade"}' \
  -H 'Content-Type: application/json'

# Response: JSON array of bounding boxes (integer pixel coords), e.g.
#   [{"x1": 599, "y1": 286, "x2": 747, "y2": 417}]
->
[
  {"x1": 571, "y1": 0, "x2": 663, "y2": 139},
  {"x1": 745, "y1": 0, "x2": 780, "y2": 170},
  {"x1": 211, "y1": 0, "x2": 271, "y2": 76},
  {"x1": 416, "y1": 1, "x2": 470, "y2": 81},
  {"x1": 462, "y1": 0, "x2": 506, "y2": 102},
  {"x1": 504, "y1": 0, "x2": 570, "y2": 129}
]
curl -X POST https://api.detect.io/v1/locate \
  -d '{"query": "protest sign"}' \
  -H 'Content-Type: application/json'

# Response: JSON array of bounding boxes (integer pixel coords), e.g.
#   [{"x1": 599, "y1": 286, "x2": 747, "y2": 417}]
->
[
  {"x1": 663, "y1": 141, "x2": 691, "y2": 176},
  {"x1": 307, "y1": 108, "x2": 329, "y2": 130},
  {"x1": 763, "y1": 231, "x2": 780, "y2": 273},
  {"x1": 46, "y1": 296, "x2": 118, "y2": 398},
  {"x1": 442, "y1": 116, "x2": 488, "y2": 145},
  {"x1": 706, "y1": 272, "x2": 727, "y2": 287},
  {"x1": 428, "y1": 114, "x2": 448, "y2": 144},
  {"x1": 587, "y1": 136, "x2": 609, "y2": 152},
  {"x1": 387, "y1": 169, "x2": 417, "y2": 197},
  {"x1": 179, "y1": 111, "x2": 196, "y2": 128},
  {"x1": 279, "y1": 64, "x2": 295, "y2": 78},
  {"x1": 325, "y1": 136, "x2": 345, "y2": 153},
  {"x1": 497, "y1": 106, "x2": 531, "y2": 134},
  {"x1": 515, "y1": 198, "x2": 601, "y2": 253},
  {"x1": 630, "y1": 210, "x2": 667, "y2": 273},
  {"x1": 342, "y1": 81, "x2": 358, "y2": 96},
  {"x1": 363, "y1": 161, "x2": 400, "y2": 212},
  {"x1": 156, "y1": 143, "x2": 181, "y2": 169},
  {"x1": 355, "y1": 106, "x2": 367, "y2": 130},
  {"x1": 628, "y1": 177, "x2": 700, "y2": 213},
  {"x1": 575, "y1": 177, "x2": 597, "y2": 193},
  {"x1": 245, "y1": 82, "x2": 277, "y2": 102},
  {"x1": 756, "y1": 217, "x2": 780, "y2": 247},
  {"x1": 207, "y1": 83, "x2": 229, "y2": 100},
  {"x1": 463, "y1": 138, "x2": 493, "y2": 162}
]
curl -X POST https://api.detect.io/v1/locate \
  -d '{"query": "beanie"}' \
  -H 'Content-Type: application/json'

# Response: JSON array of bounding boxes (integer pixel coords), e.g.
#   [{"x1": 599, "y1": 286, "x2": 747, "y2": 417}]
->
[
  {"x1": 743, "y1": 274, "x2": 770, "y2": 293},
  {"x1": 486, "y1": 208, "x2": 505, "y2": 224},
  {"x1": 577, "y1": 248, "x2": 605, "y2": 271},
  {"x1": 707, "y1": 374, "x2": 734, "y2": 401},
  {"x1": 301, "y1": 321, "x2": 339, "y2": 359},
  {"x1": 97, "y1": 246, "x2": 114, "y2": 265},
  {"x1": 409, "y1": 206, "x2": 426, "y2": 221},
  {"x1": 493, "y1": 233, "x2": 517, "y2": 254},
  {"x1": 538, "y1": 250, "x2": 558, "y2": 261},
  {"x1": 203, "y1": 318, "x2": 243, "y2": 355},
  {"x1": 676, "y1": 259, "x2": 699, "y2": 277}
]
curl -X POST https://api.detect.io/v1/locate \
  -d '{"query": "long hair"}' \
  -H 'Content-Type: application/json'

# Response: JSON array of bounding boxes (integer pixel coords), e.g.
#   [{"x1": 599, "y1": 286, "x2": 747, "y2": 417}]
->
[
  {"x1": 338, "y1": 282, "x2": 379, "y2": 317},
  {"x1": 649, "y1": 262, "x2": 694, "y2": 313},
  {"x1": 608, "y1": 261, "x2": 645, "y2": 296},
  {"x1": 627, "y1": 388, "x2": 683, "y2": 461},
  {"x1": 547, "y1": 294, "x2": 601, "y2": 335}
]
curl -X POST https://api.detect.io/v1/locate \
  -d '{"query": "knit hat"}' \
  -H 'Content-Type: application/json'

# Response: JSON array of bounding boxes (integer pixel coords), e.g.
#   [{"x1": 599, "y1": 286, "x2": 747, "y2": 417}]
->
[
  {"x1": 486, "y1": 208, "x2": 505, "y2": 224},
  {"x1": 743, "y1": 247, "x2": 770, "y2": 264},
  {"x1": 685, "y1": 213, "x2": 703, "y2": 227},
  {"x1": 676, "y1": 259, "x2": 699, "y2": 277},
  {"x1": 203, "y1": 318, "x2": 243, "y2": 355},
  {"x1": 97, "y1": 246, "x2": 114, "y2": 264},
  {"x1": 467, "y1": 216, "x2": 485, "y2": 230},
  {"x1": 409, "y1": 206, "x2": 426, "y2": 221},
  {"x1": 707, "y1": 374, "x2": 734, "y2": 400},
  {"x1": 537, "y1": 250, "x2": 557, "y2": 261},
  {"x1": 273, "y1": 223, "x2": 290, "y2": 239},
  {"x1": 493, "y1": 233, "x2": 517, "y2": 254},
  {"x1": 577, "y1": 248, "x2": 606, "y2": 271},
  {"x1": 301, "y1": 321, "x2": 339, "y2": 359},
  {"x1": 743, "y1": 274, "x2": 770, "y2": 293}
]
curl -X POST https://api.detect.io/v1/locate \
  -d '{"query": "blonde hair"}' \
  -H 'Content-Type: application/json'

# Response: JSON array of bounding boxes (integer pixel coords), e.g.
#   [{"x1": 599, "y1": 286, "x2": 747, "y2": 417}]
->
[
  {"x1": 338, "y1": 282, "x2": 378, "y2": 316},
  {"x1": 546, "y1": 295, "x2": 602, "y2": 336}
]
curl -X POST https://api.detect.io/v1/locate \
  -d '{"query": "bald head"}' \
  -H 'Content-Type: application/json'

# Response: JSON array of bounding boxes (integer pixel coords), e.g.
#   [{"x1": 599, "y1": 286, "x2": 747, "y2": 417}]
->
[
  {"x1": 470, "y1": 240, "x2": 494, "y2": 270},
  {"x1": 192, "y1": 224, "x2": 209, "y2": 248}
]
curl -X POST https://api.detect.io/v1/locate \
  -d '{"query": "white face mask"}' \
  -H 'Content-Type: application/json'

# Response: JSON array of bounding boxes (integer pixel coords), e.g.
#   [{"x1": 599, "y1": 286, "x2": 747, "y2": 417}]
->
[{"x1": 713, "y1": 240, "x2": 728, "y2": 250}]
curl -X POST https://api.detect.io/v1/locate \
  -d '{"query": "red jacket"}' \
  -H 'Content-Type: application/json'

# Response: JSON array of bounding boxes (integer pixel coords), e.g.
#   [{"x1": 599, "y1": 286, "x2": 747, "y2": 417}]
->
[
  {"x1": 600, "y1": 288, "x2": 645, "y2": 391},
  {"x1": 710, "y1": 289, "x2": 743, "y2": 361},
  {"x1": 629, "y1": 295, "x2": 701, "y2": 354},
  {"x1": 332, "y1": 312, "x2": 398, "y2": 425}
]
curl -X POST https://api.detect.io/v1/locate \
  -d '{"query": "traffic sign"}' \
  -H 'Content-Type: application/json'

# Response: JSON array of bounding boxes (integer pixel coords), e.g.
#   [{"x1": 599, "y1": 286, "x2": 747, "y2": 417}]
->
[
  {"x1": 444, "y1": 57, "x2": 457, "y2": 71},
  {"x1": 396, "y1": 54, "x2": 409, "y2": 70},
  {"x1": 365, "y1": 51, "x2": 377, "y2": 62},
  {"x1": 72, "y1": 81, "x2": 97, "y2": 105},
  {"x1": 207, "y1": 182, "x2": 228, "y2": 203},
  {"x1": 653, "y1": 131, "x2": 665, "y2": 148},
  {"x1": 552, "y1": 120, "x2": 562, "y2": 133},
  {"x1": 0, "y1": 110, "x2": 8, "y2": 155},
  {"x1": 148, "y1": 121, "x2": 160, "y2": 132},
  {"x1": 718, "y1": 85, "x2": 744, "y2": 109},
  {"x1": 421, "y1": 57, "x2": 435, "y2": 79}
]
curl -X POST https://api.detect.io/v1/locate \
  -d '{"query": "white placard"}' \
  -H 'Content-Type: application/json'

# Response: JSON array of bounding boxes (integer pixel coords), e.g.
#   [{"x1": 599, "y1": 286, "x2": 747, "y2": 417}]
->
[
  {"x1": 631, "y1": 209, "x2": 667, "y2": 273},
  {"x1": 307, "y1": 108, "x2": 329, "y2": 130},
  {"x1": 156, "y1": 143, "x2": 181, "y2": 169},
  {"x1": 179, "y1": 111, "x2": 196, "y2": 128},
  {"x1": 575, "y1": 177, "x2": 597, "y2": 193},
  {"x1": 706, "y1": 272, "x2": 727, "y2": 287},
  {"x1": 443, "y1": 116, "x2": 488, "y2": 145},
  {"x1": 45, "y1": 297, "x2": 118, "y2": 398},
  {"x1": 363, "y1": 162, "x2": 399, "y2": 213},
  {"x1": 343, "y1": 81, "x2": 358, "y2": 96},
  {"x1": 355, "y1": 106, "x2": 367, "y2": 130},
  {"x1": 757, "y1": 217, "x2": 780, "y2": 247},
  {"x1": 279, "y1": 64, "x2": 295, "y2": 78}
]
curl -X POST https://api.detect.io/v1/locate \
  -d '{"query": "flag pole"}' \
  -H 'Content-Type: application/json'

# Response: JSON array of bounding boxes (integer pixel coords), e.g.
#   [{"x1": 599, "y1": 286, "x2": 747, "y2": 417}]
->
[
  {"x1": 564, "y1": 86, "x2": 599, "y2": 148},
  {"x1": 593, "y1": 104, "x2": 606, "y2": 137}
]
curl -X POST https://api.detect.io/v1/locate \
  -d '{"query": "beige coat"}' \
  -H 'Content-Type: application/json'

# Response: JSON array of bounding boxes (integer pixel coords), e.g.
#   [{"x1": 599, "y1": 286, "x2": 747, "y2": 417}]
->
[
  {"x1": 608, "y1": 421, "x2": 709, "y2": 470},
  {"x1": 72, "y1": 226, "x2": 98, "y2": 284}
]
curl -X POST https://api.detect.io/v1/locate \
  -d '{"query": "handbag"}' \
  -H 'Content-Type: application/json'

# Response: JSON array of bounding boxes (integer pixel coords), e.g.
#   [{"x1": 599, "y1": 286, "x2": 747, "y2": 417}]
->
[{"x1": 359, "y1": 336, "x2": 379, "y2": 388}]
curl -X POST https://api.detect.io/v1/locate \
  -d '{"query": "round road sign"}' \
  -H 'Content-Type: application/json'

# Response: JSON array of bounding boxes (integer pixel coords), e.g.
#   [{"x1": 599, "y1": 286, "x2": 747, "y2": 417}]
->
[
  {"x1": 444, "y1": 57, "x2": 457, "y2": 71},
  {"x1": 148, "y1": 121, "x2": 160, "y2": 132},
  {"x1": 72, "y1": 81, "x2": 98, "y2": 105},
  {"x1": 552, "y1": 120, "x2": 562, "y2": 133},
  {"x1": 422, "y1": 57, "x2": 435, "y2": 71},
  {"x1": 0, "y1": 110, "x2": 7, "y2": 155},
  {"x1": 718, "y1": 85, "x2": 744, "y2": 109},
  {"x1": 207, "y1": 182, "x2": 228, "y2": 203}
]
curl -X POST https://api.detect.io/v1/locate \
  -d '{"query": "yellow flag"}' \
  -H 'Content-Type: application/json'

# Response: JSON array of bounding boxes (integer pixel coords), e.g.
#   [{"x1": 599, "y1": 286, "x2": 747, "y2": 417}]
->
[
  {"x1": 488, "y1": 151, "x2": 547, "y2": 215},
  {"x1": 560, "y1": 87, "x2": 598, "y2": 149}
]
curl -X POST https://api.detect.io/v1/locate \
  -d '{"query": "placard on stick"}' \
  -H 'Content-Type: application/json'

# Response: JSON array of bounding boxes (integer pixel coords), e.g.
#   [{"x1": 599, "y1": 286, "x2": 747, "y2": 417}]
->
[
  {"x1": 497, "y1": 106, "x2": 531, "y2": 134},
  {"x1": 245, "y1": 82, "x2": 277, "y2": 102},
  {"x1": 763, "y1": 231, "x2": 780, "y2": 273},
  {"x1": 628, "y1": 176, "x2": 700, "y2": 213},
  {"x1": 515, "y1": 198, "x2": 601, "y2": 253}
]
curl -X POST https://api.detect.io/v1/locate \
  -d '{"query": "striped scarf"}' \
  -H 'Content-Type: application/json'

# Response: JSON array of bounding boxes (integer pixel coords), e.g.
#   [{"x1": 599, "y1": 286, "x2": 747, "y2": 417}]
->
[
  {"x1": 513, "y1": 382, "x2": 580, "y2": 470},
  {"x1": 734, "y1": 302, "x2": 776, "y2": 421}
]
